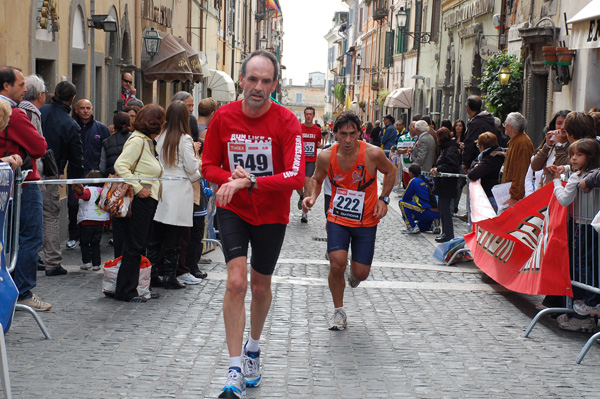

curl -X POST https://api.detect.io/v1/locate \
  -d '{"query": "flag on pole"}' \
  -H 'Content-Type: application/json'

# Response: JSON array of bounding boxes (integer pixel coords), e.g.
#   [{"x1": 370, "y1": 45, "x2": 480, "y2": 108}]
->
[{"x1": 266, "y1": 0, "x2": 281, "y2": 17}]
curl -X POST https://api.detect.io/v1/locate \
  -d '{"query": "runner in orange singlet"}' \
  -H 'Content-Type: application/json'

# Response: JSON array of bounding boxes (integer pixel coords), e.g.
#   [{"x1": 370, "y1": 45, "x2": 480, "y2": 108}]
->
[{"x1": 302, "y1": 111, "x2": 397, "y2": 330}]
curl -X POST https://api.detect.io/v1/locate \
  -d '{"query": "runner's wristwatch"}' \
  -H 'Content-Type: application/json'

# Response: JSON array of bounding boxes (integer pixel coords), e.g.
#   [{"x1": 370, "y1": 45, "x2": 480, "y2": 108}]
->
[
  {"x1": 247, "y1": 174, "x2": 257, "y2": 195},
  {"x1": 379, "y1": 196, "x2": 390, "y2": 205}
]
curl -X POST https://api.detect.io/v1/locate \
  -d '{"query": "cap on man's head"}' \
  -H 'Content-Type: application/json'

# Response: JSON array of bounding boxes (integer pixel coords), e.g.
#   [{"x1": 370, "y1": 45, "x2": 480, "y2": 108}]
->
[{"x1": 383, "y1": 114, "x2": 395, "y2": 124}]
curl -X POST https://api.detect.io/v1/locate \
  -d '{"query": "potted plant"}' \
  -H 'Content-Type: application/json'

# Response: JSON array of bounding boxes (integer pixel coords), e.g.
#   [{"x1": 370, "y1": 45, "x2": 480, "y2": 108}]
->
[
  {"x1": 557, "y1": 49, "x2": 576, "y2": 65},
  {"x1": 358, "y1": 100, "x2": 366, "y2": 109},
  {"x1": 542, "y1": 46, "x2": 557, "y2": 64}
]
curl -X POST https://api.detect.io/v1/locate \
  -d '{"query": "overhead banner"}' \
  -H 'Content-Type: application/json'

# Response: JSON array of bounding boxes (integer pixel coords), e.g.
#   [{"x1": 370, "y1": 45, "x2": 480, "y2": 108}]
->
[{"x1": 464, "y1": 183, "x2": 572, "y2": 296}]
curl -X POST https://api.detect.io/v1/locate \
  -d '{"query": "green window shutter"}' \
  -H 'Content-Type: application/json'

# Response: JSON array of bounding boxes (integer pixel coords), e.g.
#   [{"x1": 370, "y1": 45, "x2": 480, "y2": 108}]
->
[
  {"x1": 397, "y1": 7, "x2": 411, "y2": 54},
  {"x1": 384, "y1": 30, "x2": 394, "y2": 67},
  {"x1": 413, "y1": 1, "x2": 422, "y2": 50}
]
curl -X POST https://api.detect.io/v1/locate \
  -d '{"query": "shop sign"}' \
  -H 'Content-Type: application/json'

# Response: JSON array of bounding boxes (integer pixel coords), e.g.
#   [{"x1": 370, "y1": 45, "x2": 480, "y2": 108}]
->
[
  {"x1": 458, "y1": 23, "x2": 482, "y2": 39},
  {"x1": 443, "y1": 0, "x2": 494, "y2": 30},
  {"x1": 142, "y1": 0, "x2": 173, "y2": 28}
]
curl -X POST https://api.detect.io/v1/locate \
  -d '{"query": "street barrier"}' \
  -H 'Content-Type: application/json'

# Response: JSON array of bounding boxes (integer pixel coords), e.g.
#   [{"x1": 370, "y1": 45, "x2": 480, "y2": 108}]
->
[{"x1": 522, "y1": 187, "x2": 600, "y2": 364}]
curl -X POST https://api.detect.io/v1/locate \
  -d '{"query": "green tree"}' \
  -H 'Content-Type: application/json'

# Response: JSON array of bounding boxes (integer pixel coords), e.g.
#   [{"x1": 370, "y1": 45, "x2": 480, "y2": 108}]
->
[
  {"x1": 334, "y1": 83, "x2": 346, "y2": 105},
  {"x1": 480, "y1": 52, "x2": 524, "y2": 122}
]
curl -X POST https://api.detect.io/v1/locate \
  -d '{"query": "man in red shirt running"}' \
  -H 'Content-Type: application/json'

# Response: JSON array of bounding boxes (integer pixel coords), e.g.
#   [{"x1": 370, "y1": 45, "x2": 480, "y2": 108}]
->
[
  {"x1": 297, "y1": 106, "x2": 322, "y2": 223},
  {"x1": 202, "y1": 50, "x2": 304, "y2": 399},
  {"x1": 303, "y1": 111, "x2": 396, "y2": 331}
]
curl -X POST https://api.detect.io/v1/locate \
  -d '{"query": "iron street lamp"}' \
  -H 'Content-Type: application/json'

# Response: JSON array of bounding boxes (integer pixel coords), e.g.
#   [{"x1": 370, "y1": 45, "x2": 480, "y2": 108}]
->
[
  {"x1": 87, "y1": 14, "x2": 117, "y2": 32},
  {"x1": 396, "y1": 7, "x2": 430, "y2": 44},
  {"x1": 498, "y1": 65, "x2": 511, "y2": 85},
  {"x1": 356, "y1": 53, "x2": 362, "y2": 76},
  {"x1": 259, "y1": 36, "x2": 267, "y2": 50},
  {"x1": 143, "y1": 27, "x2": 162, "y2": 61}
]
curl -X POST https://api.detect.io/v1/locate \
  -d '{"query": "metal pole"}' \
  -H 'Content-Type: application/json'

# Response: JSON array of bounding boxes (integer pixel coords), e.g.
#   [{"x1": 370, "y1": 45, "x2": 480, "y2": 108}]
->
[{"x1": 90, "y1": 0, "x2": 96, "y2": 106}]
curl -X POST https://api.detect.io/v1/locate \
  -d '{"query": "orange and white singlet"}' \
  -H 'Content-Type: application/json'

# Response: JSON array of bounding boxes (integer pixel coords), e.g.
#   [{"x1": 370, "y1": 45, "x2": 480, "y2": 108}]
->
[{"x1": 327, "y1": 141, "x2": 378, "y2": 227}]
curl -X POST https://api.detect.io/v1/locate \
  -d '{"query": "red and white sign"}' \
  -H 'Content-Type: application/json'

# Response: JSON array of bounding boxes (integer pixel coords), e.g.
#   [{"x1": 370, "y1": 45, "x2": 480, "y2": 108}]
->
[{"x1": 464, "y1": 183, "x2": 572, "y2": 296}]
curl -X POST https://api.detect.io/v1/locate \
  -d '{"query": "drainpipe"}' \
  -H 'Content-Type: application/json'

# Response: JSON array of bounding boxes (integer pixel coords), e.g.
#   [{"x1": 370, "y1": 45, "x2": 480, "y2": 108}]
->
[{"x1": 90, "y1": 0, "x2": 96, "y2": 105}]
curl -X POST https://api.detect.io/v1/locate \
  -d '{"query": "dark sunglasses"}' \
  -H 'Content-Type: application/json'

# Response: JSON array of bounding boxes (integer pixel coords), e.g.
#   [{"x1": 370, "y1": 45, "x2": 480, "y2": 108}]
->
[{"x1": 122, "y1": 79, "x2": 133, "y2": 84}]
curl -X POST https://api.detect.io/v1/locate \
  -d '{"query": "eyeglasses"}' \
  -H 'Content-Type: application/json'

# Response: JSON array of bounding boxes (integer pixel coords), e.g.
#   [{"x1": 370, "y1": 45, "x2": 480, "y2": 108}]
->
[{"x1": 122, "y1": 79, "x2": 133, "y2": 84}]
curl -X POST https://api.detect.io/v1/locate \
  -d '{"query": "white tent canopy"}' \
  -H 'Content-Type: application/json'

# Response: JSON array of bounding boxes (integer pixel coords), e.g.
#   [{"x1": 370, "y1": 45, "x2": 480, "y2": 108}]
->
[
  {"x1": 206, "y1": 69, "x2": 236, "y2": 102},
  {"x1": 384, "y1": 88, "x2": 414, "y2": 109},
  {"x1": 567, "y1": 0, "x2": 600, "y2": 49}
]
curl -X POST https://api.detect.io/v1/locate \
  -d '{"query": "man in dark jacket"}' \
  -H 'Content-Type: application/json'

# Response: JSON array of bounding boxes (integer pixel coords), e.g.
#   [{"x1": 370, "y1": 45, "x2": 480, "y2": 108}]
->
[
  {"x1": 370, "y1": 120, "x2": 382, "y2": 147},
  {"x1": 73, "y1": 99, "x2": 110, "y2": 175},
  {"x1": 40, "y1": 81, "x2": 84, "y2": 260},
  {"x1": 381, "y1": 114, "x2": 397, "y2": 154},
  {"x1": 461, "y1": 95, "x2": 500, "y2": 172}
]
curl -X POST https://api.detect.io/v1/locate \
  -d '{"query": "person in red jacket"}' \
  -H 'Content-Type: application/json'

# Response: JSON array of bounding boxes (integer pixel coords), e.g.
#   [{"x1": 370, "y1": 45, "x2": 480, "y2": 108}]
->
[
  {"x1": 202, "y1": 50, "x2": 304, "y2": 399},
  {"x1": 0, "y1": 66, "x2": 49, "y2": 311},
  {"x1": 297, "y1": 106, "x2": 322, "y2": 223}
]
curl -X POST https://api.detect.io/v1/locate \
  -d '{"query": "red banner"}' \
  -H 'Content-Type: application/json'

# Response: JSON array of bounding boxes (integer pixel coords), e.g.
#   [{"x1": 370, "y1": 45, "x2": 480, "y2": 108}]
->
[{"x1": 464, "y1": 183, "x2": 572, "y2": 296}]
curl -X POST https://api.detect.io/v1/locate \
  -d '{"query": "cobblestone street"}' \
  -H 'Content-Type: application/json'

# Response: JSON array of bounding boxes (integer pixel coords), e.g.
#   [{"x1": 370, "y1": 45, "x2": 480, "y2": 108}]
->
[{"x1": 5, "y1": 191, "x2": 600, "y2": 398}]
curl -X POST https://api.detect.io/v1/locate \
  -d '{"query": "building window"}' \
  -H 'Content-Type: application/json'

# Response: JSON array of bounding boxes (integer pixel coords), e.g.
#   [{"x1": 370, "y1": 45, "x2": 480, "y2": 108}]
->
[
  {"x1": 295, "y1": 92, "x2": 303, "y2": 104},
  {"x1": 430, "y1": 0, "x2": 441, "y2": 42}
]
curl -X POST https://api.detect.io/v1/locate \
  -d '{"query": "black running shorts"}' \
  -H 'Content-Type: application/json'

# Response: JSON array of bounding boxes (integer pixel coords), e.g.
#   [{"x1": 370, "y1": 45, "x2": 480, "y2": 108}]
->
[{"x1": 217, "y1": 208, "x2": 286, "y2": 275}]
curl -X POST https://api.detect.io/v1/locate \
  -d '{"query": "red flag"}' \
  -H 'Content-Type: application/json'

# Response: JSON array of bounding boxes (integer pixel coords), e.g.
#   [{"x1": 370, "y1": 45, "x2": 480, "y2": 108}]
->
[{"x1": 464, "y1": 183, "x2": 572, "y2": 296}]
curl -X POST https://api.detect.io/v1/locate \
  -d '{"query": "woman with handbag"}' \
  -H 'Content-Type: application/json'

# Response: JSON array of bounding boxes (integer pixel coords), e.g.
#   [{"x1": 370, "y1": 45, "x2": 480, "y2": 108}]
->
[
  {"x1": 113, "y1": 104, "x2": 165, "y2": 302},
  {"x1": 147, "y1": 101, "x2": 200, "y2": 289}
]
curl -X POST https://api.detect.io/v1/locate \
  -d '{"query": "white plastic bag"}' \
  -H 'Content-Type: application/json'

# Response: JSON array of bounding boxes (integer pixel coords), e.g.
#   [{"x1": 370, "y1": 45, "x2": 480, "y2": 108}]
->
[
  {"x1": 592, "y1": 210, "x2": 600, "y2": 234},
  {"x1": 102, "y1": 256, "x2": 151, "y2": 299}
]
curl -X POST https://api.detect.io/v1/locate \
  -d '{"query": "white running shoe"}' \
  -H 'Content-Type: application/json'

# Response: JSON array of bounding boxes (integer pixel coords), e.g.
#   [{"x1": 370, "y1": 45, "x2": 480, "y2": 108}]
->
[
  {"x1": 346, "y1": 269, "x2": 361, "y2": 288},
  {"x1": 218, "y1": 367, "x2": 246, "y2": 398},
  {"x1": 329, "y1": 308, "x2": 347, "y2": 331},
  {"x1": 401, "y1": 225, "x2": 420, "y2": 234},
  {"x1": 177, "y1": 273, "x2": 202, "y2": 285},
  {"x1": 242, "y1": 341, "x2": 262, "y2": 387},
  {"x1": 574, "y1": 302, "x2": 600, "y2": 316},
  {"x1": 80, "y1": 263, "x2": 92, "y2": 270}
]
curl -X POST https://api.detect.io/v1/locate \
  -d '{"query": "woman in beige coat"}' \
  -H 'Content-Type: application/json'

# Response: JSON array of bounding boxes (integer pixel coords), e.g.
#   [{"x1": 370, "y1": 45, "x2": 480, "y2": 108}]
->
[{"x1": 148, "y1": 101, "x2": 200, "y2": 289}]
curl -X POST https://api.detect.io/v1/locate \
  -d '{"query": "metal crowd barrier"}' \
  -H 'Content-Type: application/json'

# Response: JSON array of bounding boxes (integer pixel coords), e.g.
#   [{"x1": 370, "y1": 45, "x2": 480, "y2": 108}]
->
[{"x1": 522, "y1": 186, "x2": 600, "y2": 364}]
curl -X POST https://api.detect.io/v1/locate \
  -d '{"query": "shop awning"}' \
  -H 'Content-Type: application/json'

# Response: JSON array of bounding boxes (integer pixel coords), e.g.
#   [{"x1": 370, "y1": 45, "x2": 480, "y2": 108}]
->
[
  {"x1": 175, "y1": 37, "x2": 204, "y2": 82},
  {"x1": 141, "y1": 33, "x2": 193, "y2": 83},
  {"x1": 206, "y1": 69, "x2": 236, "y2": 102},
  {"x1": 567, "y1": 0, "x2": 600, "y2": 49},
  {"x1": 384, "y1": 88, "x2": 413, "y2": 109}
]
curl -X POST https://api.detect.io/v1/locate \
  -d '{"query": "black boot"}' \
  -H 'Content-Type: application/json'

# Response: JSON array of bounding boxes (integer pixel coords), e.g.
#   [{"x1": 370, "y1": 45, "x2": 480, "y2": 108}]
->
[
  {"x1": 146, "y1": 244, "x2": 163, "y2": 289},
  {"x1": 162, "y1": 248, "x2": 185, "y2": 289}
]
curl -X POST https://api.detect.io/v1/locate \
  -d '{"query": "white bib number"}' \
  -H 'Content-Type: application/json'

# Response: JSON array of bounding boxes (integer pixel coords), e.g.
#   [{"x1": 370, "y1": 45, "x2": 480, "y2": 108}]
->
[
  {"x1": 304, "y1": 142, "x2": 316, "y2": 157},
  {"x1": 227, "y1": 142, "x2": 274, "y2": 177},
  {"x1": 331, "y1": 188, "x2": 365, "y2": 221}
]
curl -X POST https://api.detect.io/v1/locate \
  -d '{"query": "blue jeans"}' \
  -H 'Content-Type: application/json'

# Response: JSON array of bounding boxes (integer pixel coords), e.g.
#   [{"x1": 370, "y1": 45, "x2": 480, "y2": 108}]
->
[{"x1": 13, "y1": 184, "x2": 43, "y2": 300}]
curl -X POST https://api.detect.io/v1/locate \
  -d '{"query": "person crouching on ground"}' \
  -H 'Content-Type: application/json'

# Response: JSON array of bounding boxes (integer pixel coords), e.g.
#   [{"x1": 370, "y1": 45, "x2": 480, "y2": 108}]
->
[
  {"x1": 399, "y1": 163, "x2": 440, "y2": 234},
  {"x1": 73, "y1": 170, "x2": 109, "y2": 271}
]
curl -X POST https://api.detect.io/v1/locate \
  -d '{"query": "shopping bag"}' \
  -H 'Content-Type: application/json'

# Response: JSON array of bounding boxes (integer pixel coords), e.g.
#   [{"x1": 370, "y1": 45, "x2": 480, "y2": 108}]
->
[
  {"x1": 433, "y1": 237, "x2": 473, "y2": 265},
  {"x1": 96, "y1": 175, "x2": 135, "y2": 218},
  {"x1": 102, "y1": 256, "x2": 151, "y2": 299},
  {"x1": 592, "y1": 210, "x2": 600, "y2": 234}
]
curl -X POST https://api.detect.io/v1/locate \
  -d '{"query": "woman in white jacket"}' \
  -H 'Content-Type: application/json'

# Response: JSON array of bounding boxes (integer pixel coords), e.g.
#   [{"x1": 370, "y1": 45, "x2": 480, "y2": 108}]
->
[{"x1": 148, "y1": 101, "x2": 200, "y2": 289}]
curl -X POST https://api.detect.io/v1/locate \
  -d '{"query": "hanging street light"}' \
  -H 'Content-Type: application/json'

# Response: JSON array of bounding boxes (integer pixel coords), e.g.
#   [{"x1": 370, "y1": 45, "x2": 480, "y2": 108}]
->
[
  {"x1": 498, "y1": 65, "x2": 511, "y2": 85},
  {"x1": 143, "y1": 27, "x2": 162, "y2": 61}
]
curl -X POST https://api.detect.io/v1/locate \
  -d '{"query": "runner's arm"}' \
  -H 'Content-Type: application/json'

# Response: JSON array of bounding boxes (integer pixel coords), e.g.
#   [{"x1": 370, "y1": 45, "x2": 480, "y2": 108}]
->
[
  {"x1": 371, "y1": 146, "x2": 397, "y2": 219},
  {"x1": 302, "y1": 148, "x2": 329, "y2": 212}
]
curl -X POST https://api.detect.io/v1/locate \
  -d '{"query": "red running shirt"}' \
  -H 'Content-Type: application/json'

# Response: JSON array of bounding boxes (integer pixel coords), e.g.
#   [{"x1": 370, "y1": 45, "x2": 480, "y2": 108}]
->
[
  {"x1": 202, "y1": 101, "x2": 305, "y2": 225},
  {"x1": 301, "y1": 124, "x2": 322, "y2": 163},
  {"x1": 327, "y1": 141, "x2": 379, "y2": 227}
]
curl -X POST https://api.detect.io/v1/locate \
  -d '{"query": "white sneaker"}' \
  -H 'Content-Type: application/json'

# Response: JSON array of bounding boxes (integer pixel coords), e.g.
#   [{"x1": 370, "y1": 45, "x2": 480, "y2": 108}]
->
[
  {"x1": 80, "y1": 263, "x2": 92, "y2": 270},
  {"x1": 92, "y1": 265, "x2": 101, "y2": 271},
  {"x1": 177, "y1": 272, "x2": 202, "y2": 285},
  {"x1": 346, "y1": 269, "x2": 361, "y2": 288},
  {"x1": 574, "y1": 302, "x2": 600, "y2": 316},
  {"x1": 401, "y1": 225, "x2": 420, "y2": 234},
  {"x1": 66, "y1": 239, "x2": 77, "y2": 249},
  {"x1": 557, "y1": 313, "x2": 596, "y2": 332},
  {"x1": 329, "y1": 308, "x2": 347, "y2": 331}
]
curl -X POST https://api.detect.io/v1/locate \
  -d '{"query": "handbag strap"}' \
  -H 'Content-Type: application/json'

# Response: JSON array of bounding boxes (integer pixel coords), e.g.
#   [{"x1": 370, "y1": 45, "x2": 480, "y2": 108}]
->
[{"x1": 131, "y1": 138, "x2": 146, "y2": 173}]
